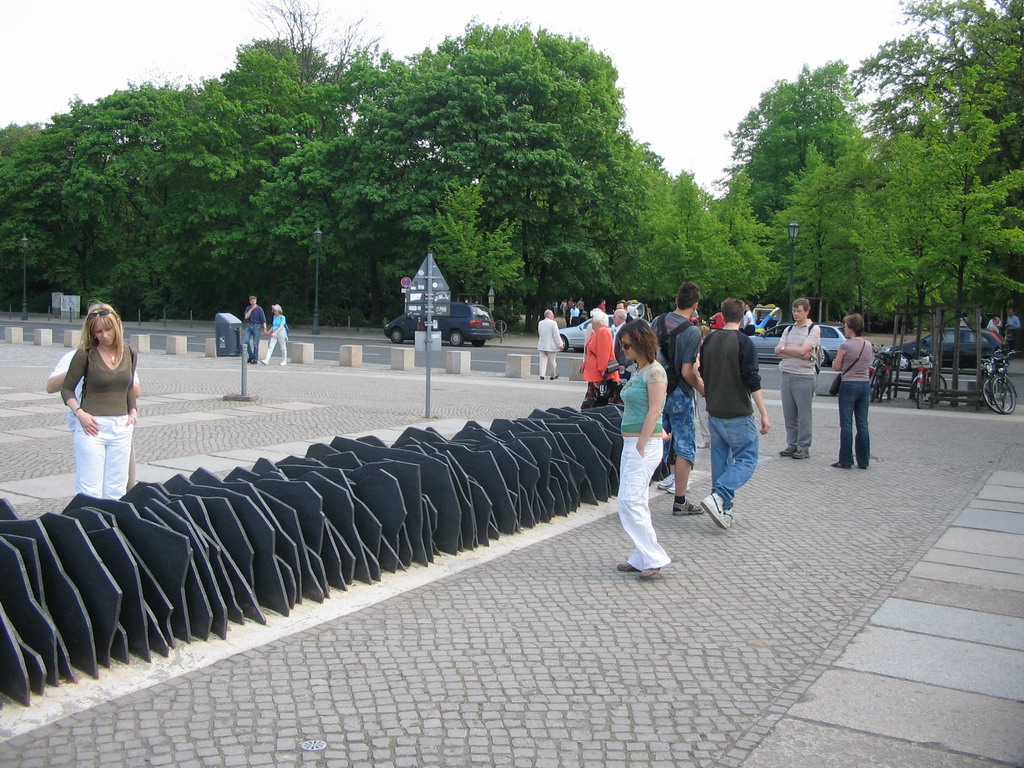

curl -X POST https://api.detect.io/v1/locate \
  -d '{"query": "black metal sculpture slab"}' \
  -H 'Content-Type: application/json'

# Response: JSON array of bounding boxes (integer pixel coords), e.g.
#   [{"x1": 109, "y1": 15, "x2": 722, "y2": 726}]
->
[
  {"x1": 61, "y1": 497, "x2": 193, "y2": 644},
  {"x1": 293, "y1": 470, "x2": 370, "y2": 585},
  {"x1": 345, "y1": 469, "x2": 408, "y2": 573},
  {"x1": 85, "y1": 527, "x2": 152, "y2": 662},
  {"x1": 0, "y1": 520, "x2": 96, "y2": 678},
  {"x1": 0, "y1": 604, "x2": 30, "y2": 705},
  {"x1": 329, "y1": 437, "x2": 463, "y2": 555},
  {"x1": 38, "y1": 514, "x2": 122, "y2": 668},
  {"x1": 0, "y1": 537, "x2": 63, "y2": 686},
  {"x1": 347, "y1": 461, "x2": 428, "y2": 566},
  {"x1": 0, "y1": 499, "x2": 18, "y2": 522}
]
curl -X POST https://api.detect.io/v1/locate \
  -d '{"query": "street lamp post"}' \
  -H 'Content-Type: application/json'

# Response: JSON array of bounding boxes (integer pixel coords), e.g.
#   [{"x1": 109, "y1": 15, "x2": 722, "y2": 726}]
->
[
  {"x1": 787, "y1": 220, "x2": 799, "y2": 314},
  {"x1": 312, "y1": 228, "x2": 322, "y2": 335},
  {"x1": 19, "y1": 235, "x2": 28, "y2": 321}
]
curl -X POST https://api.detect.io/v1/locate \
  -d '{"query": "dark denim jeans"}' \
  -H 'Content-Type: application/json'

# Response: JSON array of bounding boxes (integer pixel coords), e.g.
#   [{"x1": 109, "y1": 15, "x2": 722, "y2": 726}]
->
[
  {"x1": 245, "y1": 324, "x2": 260, "y2": 362},
  {"x1": 838, "y1": 380, "x2": 871, "y2": 468}
]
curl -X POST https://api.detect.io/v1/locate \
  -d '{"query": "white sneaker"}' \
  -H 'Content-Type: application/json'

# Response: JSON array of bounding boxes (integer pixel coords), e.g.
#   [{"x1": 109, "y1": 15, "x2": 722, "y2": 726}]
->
[
  {"x1": 280, "y1": 361, "x2": 287, "y2": 366},
  {"x1": 701, "y1": 493, "x2": 732, "y2": 530},
  {"x1": 259, "y1": 359, "x2": 268, "y2": 365},
  {"x1": 657, "y1": 475, "x2": 675, "y2": 493}
]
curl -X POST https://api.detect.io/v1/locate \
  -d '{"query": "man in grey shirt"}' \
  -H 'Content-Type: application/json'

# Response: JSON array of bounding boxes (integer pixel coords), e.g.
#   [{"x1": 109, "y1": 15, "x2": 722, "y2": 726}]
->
[{"x1": 774, "y1": 298, "x2": 821, "y2": 459}]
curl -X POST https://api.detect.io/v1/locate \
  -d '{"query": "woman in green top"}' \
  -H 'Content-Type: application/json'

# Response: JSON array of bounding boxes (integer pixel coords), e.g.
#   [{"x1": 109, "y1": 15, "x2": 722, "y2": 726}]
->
[
  {"x1": 61, "y1": 303, "x2": 138, "y2": 499},
  {"x1": 614, "y1": 321, "x2": 671, "y2": 580}
]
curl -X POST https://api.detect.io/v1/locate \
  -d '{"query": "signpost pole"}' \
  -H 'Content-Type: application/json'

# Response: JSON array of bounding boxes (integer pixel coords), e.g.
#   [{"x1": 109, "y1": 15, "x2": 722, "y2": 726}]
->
[{"x1": 425, "y1": 257, "x2": 433, "y2": 419}]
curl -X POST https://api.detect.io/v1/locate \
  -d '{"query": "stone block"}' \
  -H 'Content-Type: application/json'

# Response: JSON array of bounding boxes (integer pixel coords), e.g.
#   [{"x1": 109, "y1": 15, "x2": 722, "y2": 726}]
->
[
  {"x1": 391, "y1": 347, "x2": 415, "y2": 370},
  {"x1": 340, "y1": 345, "x2": 362, "y2": 367},
  {"x1": 3, "y1": 327, "x2": 22, "y2": 344},
  {"x1": 64, "y1": 330, "x2": 81, "y2": 348},
  {"x1": 569, "y1": 361, "x2": 585, "y2": 381},
  {"x1": 130, "y1": 334, "x2": 151, "y2": 353},
  {"x1": 446, "y1": 350, "x2": 471, "y2": 374},
  {"x1": 205, "y1": 338, "x2": 216, "y2": 358},
  {"x1": 505, "y1": 353, "x2": 531, "y2": 378},
  {"x1": 33, "y1": 329, "x2": 52, "y2": 346},
  {"x1": 292, "y1": 342, "x2": 315, "y2": 364},
  {"x1": 816, "y1": 370, "x2": 839, "y2": 396},
  {"x1": 166, "y1": 335, "x2": 188, "y2": 355}
]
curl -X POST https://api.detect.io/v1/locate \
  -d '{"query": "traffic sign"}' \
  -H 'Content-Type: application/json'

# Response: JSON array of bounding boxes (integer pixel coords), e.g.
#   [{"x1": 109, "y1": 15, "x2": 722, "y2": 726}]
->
[{"x1": 400, "y1": 276, "x2": 413, "y2": 288}]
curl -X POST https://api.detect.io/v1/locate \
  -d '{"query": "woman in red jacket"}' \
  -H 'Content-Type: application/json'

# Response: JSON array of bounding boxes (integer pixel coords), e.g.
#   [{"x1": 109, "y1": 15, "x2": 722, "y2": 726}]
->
[{"x1": 581, "y1": 310, "x2": 621, "y2": 408}]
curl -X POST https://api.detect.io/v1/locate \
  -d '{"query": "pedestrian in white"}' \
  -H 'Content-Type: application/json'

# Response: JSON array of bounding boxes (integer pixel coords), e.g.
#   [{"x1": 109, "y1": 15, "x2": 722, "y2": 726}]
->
[
  {"x1": 261, "y1": 304, "x2": 289, "y2": 365},
  {"x1": 536, "y1": 309, "x2": 562, "y2": 380}
]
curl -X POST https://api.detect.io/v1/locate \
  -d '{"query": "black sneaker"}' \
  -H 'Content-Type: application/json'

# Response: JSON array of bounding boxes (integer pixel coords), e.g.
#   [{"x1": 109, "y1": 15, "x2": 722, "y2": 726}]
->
[{"x1": 779, "y1": 447, "x2": 797, "y2": 457}]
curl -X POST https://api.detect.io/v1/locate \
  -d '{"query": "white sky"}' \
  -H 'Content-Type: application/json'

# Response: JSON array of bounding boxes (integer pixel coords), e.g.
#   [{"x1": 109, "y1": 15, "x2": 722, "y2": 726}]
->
[{"x1": 0, "y1": 0, "x2": 910, "y2": 189}]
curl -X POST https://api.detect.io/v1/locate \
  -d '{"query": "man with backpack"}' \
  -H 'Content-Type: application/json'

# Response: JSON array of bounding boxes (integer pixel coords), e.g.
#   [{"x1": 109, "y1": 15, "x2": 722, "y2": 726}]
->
[
  {"x1": 653, "y1": 282, "x2": 705, "y2": 515},
  {"x1": 774, "y1": 298, "x2": 821, "y2": 459}
]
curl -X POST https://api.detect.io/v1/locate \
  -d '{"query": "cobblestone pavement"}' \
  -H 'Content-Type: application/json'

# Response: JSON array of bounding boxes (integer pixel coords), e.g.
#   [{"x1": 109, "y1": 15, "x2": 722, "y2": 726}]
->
[{"x1": 0, "y1": 340, "x2": 1021, "y2": 767}]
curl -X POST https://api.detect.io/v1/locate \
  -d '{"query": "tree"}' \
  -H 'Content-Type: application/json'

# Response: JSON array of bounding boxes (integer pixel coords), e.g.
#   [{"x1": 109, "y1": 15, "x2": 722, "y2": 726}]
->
[
  {"x1": 430, "y1": 183, "x2": 521, "y2": 297},
  {"x1": 729, "y1": 62, "x2": 864, "y2": 223}
]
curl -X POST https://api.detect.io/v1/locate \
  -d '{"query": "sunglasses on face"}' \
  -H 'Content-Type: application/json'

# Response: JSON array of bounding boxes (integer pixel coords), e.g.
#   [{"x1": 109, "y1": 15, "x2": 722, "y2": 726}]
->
[
  {"x1": 87, "y1": 309, "x2": 113, "y2": 318},
  {"x1": 620, "y1": 341, "x2": 632, "y2": 350}
]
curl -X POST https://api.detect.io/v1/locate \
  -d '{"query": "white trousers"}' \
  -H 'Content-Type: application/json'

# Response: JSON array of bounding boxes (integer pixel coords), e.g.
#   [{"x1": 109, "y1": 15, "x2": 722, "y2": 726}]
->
[
  {"x1": 73, "y1": 415, "x2": 134, "y2": 499},
  {"x1": 538, "y1": 350, "x2": 558, "y2": 378},
  {"x1": 265, "y1": 334, "x2": 287, "y2": 363},
  {"x1": 618, "y1": 436, "x2": 671, "y2": 570}
]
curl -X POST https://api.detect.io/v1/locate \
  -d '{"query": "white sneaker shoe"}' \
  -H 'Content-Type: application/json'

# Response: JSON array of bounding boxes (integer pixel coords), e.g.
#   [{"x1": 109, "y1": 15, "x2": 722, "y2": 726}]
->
[
  {"x1": 259, "y1": 359, "x2": 268, "y2": 365},
  {"x1": 657, "y1": 475, "x2": 675, "y2": 493},
  {"x1": 280, "y1": 361, "x2": 287, "y2": 366},
  {"x1": 701, "y1": 493, "x2": 732, "y2": 530}
]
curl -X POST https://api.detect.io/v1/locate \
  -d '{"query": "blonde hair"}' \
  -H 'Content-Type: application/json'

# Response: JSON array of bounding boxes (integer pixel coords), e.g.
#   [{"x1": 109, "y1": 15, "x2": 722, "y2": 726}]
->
[
  {"x1": 79, "y1": 302, "x2": 124, "y2": 351},
  {"x1": 271, "y1": 304, "x2": 283, "y2": 314}
]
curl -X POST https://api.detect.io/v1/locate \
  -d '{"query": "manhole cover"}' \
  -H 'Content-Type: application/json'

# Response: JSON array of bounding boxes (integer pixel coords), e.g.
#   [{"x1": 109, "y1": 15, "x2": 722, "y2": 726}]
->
[{"x1": 300, "y1": 740, "x2": 327, "y2": 752}]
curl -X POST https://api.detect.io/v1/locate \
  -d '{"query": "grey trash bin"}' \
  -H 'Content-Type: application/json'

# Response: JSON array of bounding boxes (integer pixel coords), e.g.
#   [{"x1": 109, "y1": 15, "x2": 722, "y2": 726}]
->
[{"x1": 215, "y1": 313, "x2": 242, "y2": 356}]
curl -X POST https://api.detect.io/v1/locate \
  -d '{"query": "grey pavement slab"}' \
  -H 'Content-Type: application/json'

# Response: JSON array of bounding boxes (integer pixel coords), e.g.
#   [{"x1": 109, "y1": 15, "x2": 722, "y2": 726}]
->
[
  {"x1": 989, "y1": 470, "x2": 1024, "y2": 487},
  {"x1": 0, "y1": 473, "x2": 77, "y2": 499},
  {"x1": 786, "y1": 669, "x2": 1024, "y2": 765},
  {"x1": 133, "y1": 464, "x2": 187, "y2": 483},
  {"x1": 146, "y1": 454, "x2": 248, "y2": 473},
  {"x1": 870, "y1": 598, "x2": 1024, "y2": 650},
  {"x1": 0, "y1": 393, "x2": 49, "y2": 402},
  {"x1": 933, "y1": 527, "x2": 1024, "y2": 559},
  {"x1": 894, "y1": 578, "x2": 1024, "y2": 619},
  {"x1": 909, "y1": 560, "x2": 1024, "y2": 592},
  {"x1": 956, "y1": 507, "x2": 1024, "y2": 534},
  {"x1": 836, "y1": 625, "x2": 1024, "y2": 700},
  {"x1": 1, "y1": 427, "x2": 65, "y2": 439},
  {"x1": 742, "y1": 718, "x2": 1001, "y2": 768},
  {"x1": 0, "y1": 433, "x2": 28, "y2": 444},
  {"x1": 966, "y1": 498, "x2": 1024, "y2": 514},
  {"x1": 924, "y1": 547, "x2": 1024, "y2": 575},
  {"x1": 977, "y1": 484, "x2": 1024, "y2": 503}
]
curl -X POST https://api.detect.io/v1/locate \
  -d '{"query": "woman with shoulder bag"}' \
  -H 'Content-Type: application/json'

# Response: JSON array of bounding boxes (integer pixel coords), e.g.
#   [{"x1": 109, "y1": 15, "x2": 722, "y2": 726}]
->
[
  {"x1": 61, "y1": 303, "x2": 139, "y2": 499},
  {"x1": 830, "y1": 313, "x2": 873, "y2": 469},
  {"x1": 580, "y1": 310, "x2": 621, "y2": 409}
]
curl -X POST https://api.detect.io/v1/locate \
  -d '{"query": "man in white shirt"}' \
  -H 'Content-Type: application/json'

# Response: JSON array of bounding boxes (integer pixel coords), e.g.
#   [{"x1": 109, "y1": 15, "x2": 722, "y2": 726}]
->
[{"x1": 536, "y1": 310, "x2": 562, "y2": 380}]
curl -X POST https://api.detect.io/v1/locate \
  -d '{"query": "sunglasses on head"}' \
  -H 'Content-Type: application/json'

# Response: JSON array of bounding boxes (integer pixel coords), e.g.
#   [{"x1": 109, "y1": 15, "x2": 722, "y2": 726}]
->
[{"x1": 87, "y1": 309, "x2": 113, "y2": 318}]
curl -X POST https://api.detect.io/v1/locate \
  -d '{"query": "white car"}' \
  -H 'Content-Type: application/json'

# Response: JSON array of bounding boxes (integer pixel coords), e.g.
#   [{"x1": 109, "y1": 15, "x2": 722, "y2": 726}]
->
[{"x1": 559, "y1": 319, "x2": 593, "y2": 351}]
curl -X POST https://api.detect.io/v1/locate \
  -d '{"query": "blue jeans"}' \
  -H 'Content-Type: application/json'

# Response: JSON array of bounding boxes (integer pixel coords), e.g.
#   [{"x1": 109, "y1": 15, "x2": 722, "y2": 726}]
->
[
  {"x1": 838, "y1": 380, "x2": 870, "y2": 467},
  {"x1": 245, "y1": 324, "x2": 260, "y2": 361},
  {"x1": 662, "y1": 387, "x2": 696, "y2": 465},
  {"x1": 709, "y1": 413, "x2": 760, "y2": 510}
]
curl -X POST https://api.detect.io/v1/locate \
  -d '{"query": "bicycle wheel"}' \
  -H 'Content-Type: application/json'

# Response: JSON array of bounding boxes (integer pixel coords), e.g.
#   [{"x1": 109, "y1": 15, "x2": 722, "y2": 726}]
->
[
  {"x1": 984, "y1": 377, "x2": 1017, "y2": 414},
  {"x1": 870, "y1": 368, "x2": 886, "y2": 402},
  {"x1": 915, "y1": 377, "x2": 926, "y2": 409}
]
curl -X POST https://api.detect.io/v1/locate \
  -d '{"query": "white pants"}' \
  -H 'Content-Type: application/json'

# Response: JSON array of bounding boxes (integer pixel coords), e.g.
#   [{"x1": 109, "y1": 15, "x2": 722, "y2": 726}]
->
[
  {"x1": 618, "y1": 436, "x2": 671, "y2": 570},
  {"x1": 265, "y1": 334, "x2": 287, "y2": 363},
  {"x1": 538, "y1": 350, "x2": 558, "y2": 378},
  {"x1": 73, "y1": 415, "x2": 134, "y2": 499}
]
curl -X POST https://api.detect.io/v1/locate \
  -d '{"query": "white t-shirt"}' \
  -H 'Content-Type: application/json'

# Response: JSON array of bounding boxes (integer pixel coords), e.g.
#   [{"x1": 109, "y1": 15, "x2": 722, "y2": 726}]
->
[{"x1": 51, "y1": 349, "x2": 141, "y2": 429}]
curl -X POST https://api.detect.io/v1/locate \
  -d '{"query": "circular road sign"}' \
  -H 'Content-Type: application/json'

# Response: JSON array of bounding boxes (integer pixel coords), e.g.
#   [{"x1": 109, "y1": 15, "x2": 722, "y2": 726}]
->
[{"x1": 400, "y1": 276, "x2": 413, "y2": 288}]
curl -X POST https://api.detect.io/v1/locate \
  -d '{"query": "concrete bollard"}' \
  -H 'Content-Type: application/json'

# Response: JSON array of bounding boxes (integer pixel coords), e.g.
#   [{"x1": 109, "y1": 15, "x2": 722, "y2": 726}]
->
[
  {"x1": 446, "y1": 350, "x2": 471, "y2": 374},
  {"x1": 130, "y1": 334, "x2": 151, "y2": 353},
  {"x1": 205, "y1": 338, "x2": 217, "y2": 357},
  {"x1": 292, "y1": 342, "x2": 315, "y2": 364},
  {"x1": 64, "y1": 330, "x2": 81, "y2": 348},
  {"x1": 4, "y1": 328, "x2": 23, "y2": 344},
  {"x1": 505, "y1": 353, "x2": 532, "y2": 378},
  {"x1": 33, "y1": 329, "x2": 53, "y2": 346},
  {"x1": 569, "y1": 362, "x2": 585, "y2": 381},
  {"x1": 339, "y1": 345, "x2": 362, "y2": 367},
  {"x1": 816, "y1": 370, "x2": 839, "y2": 397},
  {"x1": 166, "y1": 336, "x2": 188, "y2": 355},
  {"x1": 391, "y1": 347, "x2": 415, "y2": 370}
]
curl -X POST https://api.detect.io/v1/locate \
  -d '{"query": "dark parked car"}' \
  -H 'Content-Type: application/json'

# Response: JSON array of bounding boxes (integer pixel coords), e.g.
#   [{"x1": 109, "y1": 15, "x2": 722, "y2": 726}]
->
[
  {"x1": 384, "y1": 302, "x2": 495, "y2": 347},
  {"x1": 750, "y1": 323, "x2": 847, "y2": 366},
  {"x1": 898, "y1": 329, "x2": 1001, "y2": 370}
]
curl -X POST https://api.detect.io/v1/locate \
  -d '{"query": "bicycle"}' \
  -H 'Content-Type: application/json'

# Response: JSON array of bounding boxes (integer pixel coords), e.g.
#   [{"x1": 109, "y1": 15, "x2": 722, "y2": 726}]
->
[
  {"x1": 907, "y1": 354, "x2": 947, "y2": 409},
  {"x1": 981, "y1": 351, "x2": 1016, "y2": 414},
  {"x1": 869, "y1": 346, "x2": 899, "y2": 402}
]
